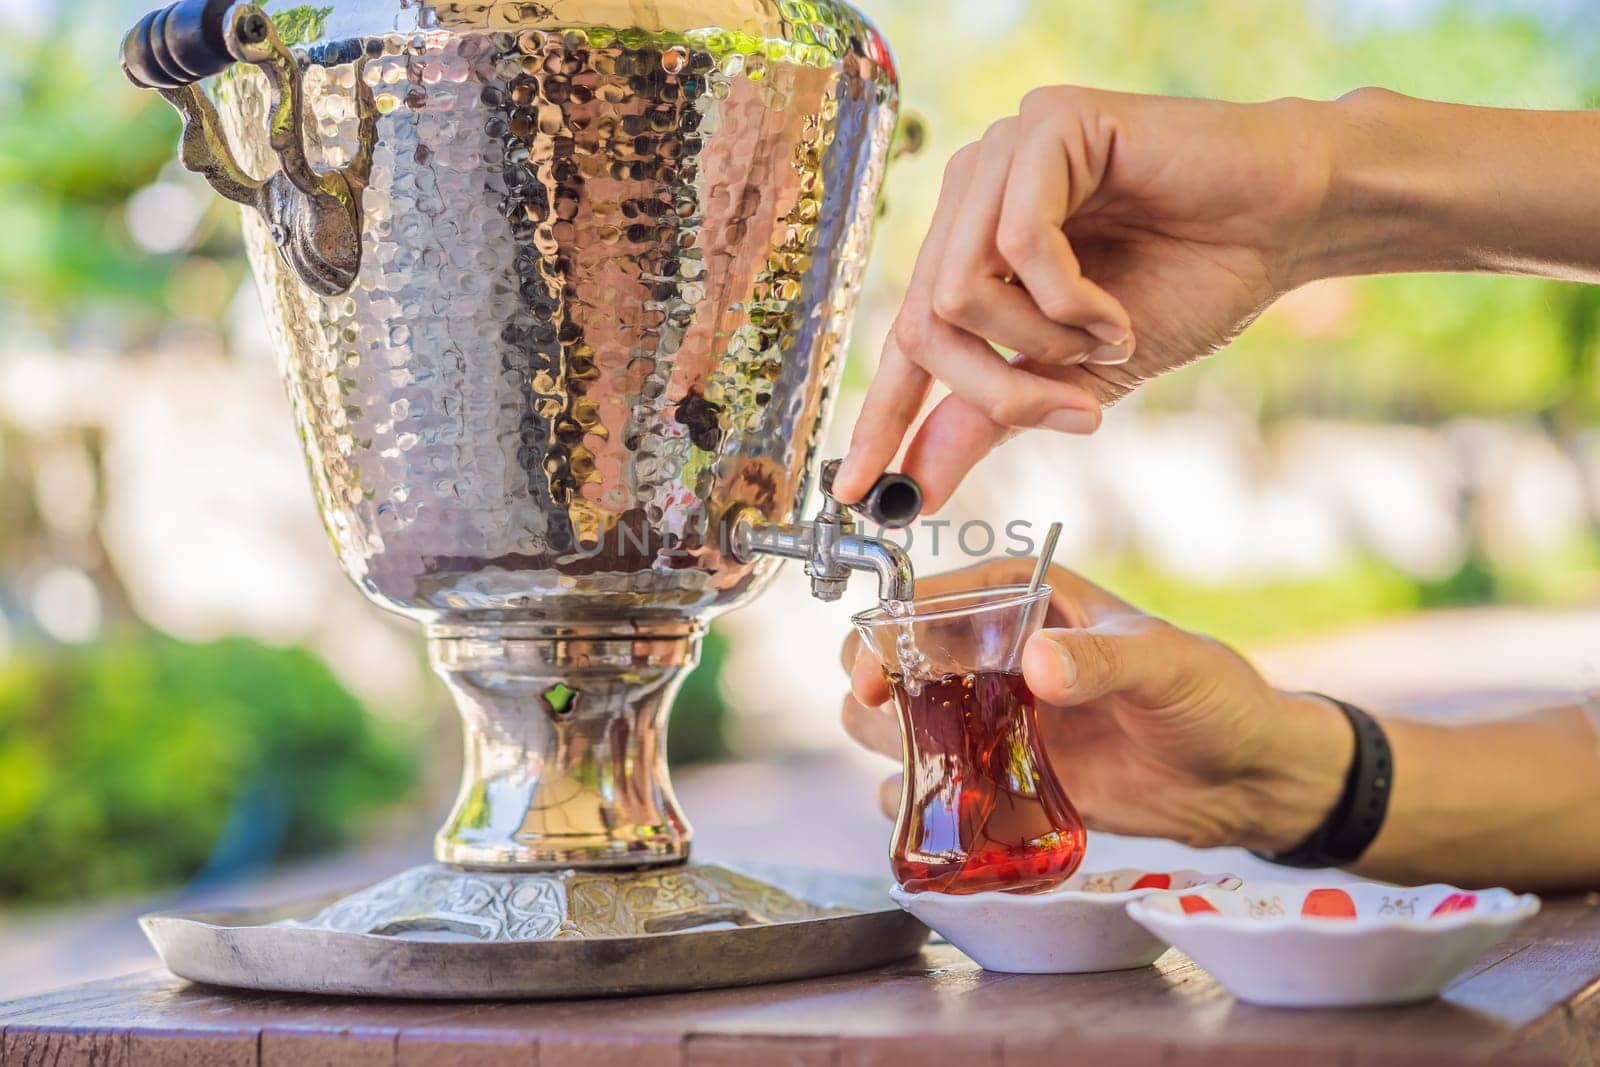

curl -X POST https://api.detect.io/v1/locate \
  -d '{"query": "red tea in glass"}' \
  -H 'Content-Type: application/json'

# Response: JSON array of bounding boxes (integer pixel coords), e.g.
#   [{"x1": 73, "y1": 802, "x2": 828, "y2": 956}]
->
[
  {"x1": 887, "y1": 668, "x2": 1085, "y2": 894},
  {"x1": 855, "y1": 585, "x2": 1087, "y2": 896}
]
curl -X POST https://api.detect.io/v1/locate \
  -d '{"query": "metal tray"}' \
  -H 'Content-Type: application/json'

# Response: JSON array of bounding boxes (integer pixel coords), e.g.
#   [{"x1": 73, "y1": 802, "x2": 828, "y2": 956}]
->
[{"x1": 141, "y1": 863, "x2": 928, "y2": 999}]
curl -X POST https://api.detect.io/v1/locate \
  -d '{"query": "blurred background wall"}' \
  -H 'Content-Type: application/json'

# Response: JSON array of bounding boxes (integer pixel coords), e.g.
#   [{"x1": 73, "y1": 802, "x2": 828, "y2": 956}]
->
[{"x1": 2, "y1": 0, "x2": 1599, "y2": 986}]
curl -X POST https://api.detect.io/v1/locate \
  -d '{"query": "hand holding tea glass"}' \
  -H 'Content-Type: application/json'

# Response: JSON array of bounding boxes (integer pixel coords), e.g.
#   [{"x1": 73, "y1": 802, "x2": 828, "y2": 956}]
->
[
  {"x1": 843, "y1": 558, "x2": 1357, "y2": 859},
  {"x1": 844, "y1": 558, "x2": 1600, "y2": 892}
]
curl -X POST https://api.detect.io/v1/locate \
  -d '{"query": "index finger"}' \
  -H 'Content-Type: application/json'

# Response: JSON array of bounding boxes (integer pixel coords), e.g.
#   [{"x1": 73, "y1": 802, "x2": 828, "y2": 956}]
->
[
  {"x1": 831, "y1": 335, "x2": 930, "y2": 504},
  {"x1": 835, "y1": 147, "x2": 978, "y2": 502}
]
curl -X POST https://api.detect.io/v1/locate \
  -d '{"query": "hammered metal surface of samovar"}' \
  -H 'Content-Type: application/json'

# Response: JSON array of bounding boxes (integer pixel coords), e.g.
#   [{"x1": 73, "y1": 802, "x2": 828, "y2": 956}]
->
[{"x1": 122, "y1": 0, "x2": 929, "y2": 996}]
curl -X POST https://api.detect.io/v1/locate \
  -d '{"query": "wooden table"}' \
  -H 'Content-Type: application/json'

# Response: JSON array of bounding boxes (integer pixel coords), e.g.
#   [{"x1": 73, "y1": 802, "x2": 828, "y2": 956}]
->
[{"x1": 4, "y1": 897, "x2": 1599, "y2": 1067}]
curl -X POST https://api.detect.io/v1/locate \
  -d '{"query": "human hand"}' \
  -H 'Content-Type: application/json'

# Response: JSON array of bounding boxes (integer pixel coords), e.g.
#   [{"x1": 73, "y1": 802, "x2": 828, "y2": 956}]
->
[
  {"x1": 839, "y1": 558, "x2": 1352, "y2": 852},
  {"x1": 833, "y1": 87, "x2": 1333, "y2": 510}
]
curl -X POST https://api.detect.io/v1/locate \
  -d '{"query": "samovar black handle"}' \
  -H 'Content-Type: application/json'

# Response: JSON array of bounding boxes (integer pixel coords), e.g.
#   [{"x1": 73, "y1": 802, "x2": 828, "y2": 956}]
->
[{"x1": 121, "y1": 0, "x2": 239, "y2": 89}]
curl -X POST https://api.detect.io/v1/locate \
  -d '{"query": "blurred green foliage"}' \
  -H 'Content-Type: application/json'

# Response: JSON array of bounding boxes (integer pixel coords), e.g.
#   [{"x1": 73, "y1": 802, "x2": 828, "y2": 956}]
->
[
  {"x1": 0, "y1": 0, "x2": 239, "y2": 336},
  {"x1": 1097, "y1": 556, "x2": 1420, "y2": 644},
  {"x1": 0, "y1": 633, "x2": 415, "y2": 902},
  {"x1": 1100, "y1": 535, "x2": 1600, "y2": 648},
  {"x1": 670, "y1": 625, "x2": 733, "y2": 765}
]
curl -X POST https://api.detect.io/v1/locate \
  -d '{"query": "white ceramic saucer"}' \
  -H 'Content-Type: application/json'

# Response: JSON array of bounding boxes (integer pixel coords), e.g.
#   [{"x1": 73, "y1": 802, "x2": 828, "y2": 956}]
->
[
  {"x1": 890, "y1": 868, "x2": 1241, "y2": 974},
  {"x1": 1126, "y1": 880, "x2": 1540, "y2": 1008}
]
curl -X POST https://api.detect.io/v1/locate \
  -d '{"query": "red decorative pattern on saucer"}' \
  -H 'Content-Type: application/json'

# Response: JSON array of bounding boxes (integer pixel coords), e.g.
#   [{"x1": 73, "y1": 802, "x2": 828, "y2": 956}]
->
[
  {"x1": 1131, "y1": 873, "x2": 1172, "y2": 891},
  {"x1": 1430, "y1": 892, "x2": 1477, "y2": 917},
  {"x1": 1301, "y1": 888, "x2": 1358, "y2": 919}
]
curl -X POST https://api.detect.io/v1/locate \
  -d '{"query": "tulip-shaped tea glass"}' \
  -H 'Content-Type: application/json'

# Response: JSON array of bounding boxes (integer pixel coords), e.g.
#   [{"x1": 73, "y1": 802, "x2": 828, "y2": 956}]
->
[{"x1": 855, "y1": 585, "x2": 1087, "y2": 895}]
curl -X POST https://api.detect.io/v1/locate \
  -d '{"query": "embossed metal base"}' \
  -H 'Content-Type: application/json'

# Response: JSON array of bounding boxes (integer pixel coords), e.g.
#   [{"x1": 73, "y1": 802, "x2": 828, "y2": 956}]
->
[{"x1": 140, "y1": 862, "x2": 927, "y2": 998}]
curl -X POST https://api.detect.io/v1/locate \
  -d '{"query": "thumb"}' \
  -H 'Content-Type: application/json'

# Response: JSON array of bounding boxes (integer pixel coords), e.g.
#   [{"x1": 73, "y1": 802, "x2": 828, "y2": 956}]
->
[
  {"x1": 1022, "y1": 619, "x2": 1190, "y2": 707},
  {"x1": 900, "y1": 393, "x2": 1011, "y2": 513}
]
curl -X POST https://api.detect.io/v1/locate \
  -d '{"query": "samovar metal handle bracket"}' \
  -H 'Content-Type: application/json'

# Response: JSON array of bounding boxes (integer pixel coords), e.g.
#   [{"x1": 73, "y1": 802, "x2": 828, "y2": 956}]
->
[{"x1": 120, "y1": 0, "x2": 374, "y2": 296}]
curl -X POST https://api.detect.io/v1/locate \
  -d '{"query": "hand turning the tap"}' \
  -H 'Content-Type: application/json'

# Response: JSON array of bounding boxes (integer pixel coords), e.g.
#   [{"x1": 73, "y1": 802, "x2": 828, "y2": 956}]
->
[{"x1": 832, "y1": 87, "x2": 1600, "y2": 511}]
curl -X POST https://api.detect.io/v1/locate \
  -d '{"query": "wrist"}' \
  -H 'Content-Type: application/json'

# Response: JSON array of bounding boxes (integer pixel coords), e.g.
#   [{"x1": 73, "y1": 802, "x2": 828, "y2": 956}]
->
[
  {"x1": 1239, "y1": 691, "x2": 1355, "y2": 853},
  {"x1": 1249, "y1": 95, "x2": 1342, "y2": 296},
  {"x1": 1290, "y1": 87, "x2": 1469, "y2": 286},
  {"x1": 1280, "y1": 87, "x2": 1446, "y2": 287}
]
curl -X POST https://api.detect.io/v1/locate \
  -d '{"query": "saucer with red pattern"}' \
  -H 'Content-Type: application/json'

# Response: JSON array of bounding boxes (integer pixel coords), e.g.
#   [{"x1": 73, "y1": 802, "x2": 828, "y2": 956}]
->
[{"x1": 1126, "y1": 880, "x2": 1540, "y2": 1008}]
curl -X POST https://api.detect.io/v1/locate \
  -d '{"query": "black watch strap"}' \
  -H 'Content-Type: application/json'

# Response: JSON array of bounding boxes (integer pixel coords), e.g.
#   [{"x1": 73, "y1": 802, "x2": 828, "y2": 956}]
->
[{"x1": 1253, "y1": 696, "x2": 1393, "y2": 870}]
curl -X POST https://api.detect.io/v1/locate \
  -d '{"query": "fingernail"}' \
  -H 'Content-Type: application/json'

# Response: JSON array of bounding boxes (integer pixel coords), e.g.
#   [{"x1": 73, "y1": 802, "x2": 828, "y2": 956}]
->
[
  {"x1": 1055, "y1": 645, "x2": 1077, "y2": 690},
  {"x1": 1087, "y1": 321, "x2": 1130, "y2": 346},
  {"x1": 1086, "y1": 340, "x2": 1133, "y2": 365},
  {"x1": 1026, "y1": 632, "x2": 1076, "y2": 695},
  {"x1": 1041, "y1": 408, "x2": 1099, "y2": 434}
]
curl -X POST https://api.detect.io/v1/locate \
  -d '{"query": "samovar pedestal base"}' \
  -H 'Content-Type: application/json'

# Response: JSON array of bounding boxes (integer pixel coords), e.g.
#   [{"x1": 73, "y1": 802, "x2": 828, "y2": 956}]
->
[{"x1": 139, "y1": 862, "x2": 928, "y2": 998}]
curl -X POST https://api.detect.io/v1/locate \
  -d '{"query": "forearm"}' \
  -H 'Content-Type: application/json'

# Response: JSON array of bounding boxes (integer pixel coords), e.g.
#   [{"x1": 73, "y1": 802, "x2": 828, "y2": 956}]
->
[
  {"x1": 1349, "y1": 704, "x2": 1600, "y2": 891},
  {"x1": 1297, "y1": 89, "x2": 1600, "y2": 286}
]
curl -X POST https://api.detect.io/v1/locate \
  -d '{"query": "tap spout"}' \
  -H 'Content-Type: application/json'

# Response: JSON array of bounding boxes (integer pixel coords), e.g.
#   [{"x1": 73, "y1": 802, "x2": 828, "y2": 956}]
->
[{"x1": 832, "y1": 532, "x2": 916, "y2": 604}]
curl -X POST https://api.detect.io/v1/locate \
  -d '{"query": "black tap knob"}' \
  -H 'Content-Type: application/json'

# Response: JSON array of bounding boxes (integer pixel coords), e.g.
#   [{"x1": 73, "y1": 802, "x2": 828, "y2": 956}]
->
[
  {"x1": 121, "y1": 0, "x2": 239, "y2": 90},
  {"x1": 820, "y1": 460, "x2": 923, "y2": 530},
  {"x1": 855, "y1": 471, "x2": 922, "y2": 528}
]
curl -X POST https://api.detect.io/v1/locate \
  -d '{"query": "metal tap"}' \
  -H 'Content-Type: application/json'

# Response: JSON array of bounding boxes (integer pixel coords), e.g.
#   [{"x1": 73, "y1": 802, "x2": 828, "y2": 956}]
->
[{"x1": 730, "y1": 460, "x2": 920, "y2": 603}]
